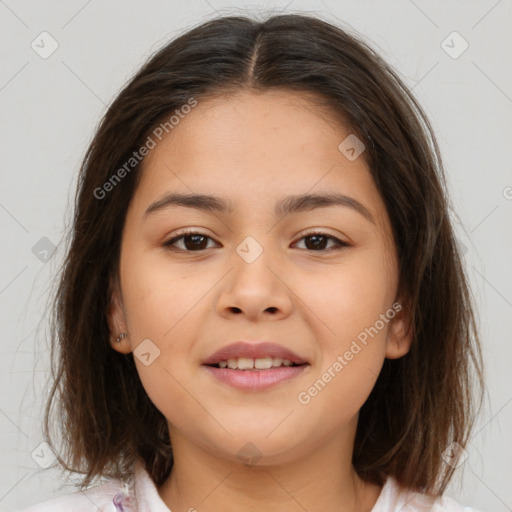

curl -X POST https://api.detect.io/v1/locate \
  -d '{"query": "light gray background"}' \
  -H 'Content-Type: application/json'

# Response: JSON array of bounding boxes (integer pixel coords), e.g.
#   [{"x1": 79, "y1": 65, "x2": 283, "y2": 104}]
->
[{"x1": 1, "y1": 1, "x2": 511, "y2": 511}]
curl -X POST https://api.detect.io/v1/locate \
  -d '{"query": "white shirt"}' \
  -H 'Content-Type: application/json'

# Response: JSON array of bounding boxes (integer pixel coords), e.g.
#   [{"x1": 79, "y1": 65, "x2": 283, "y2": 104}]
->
[{"x1": 16, "y1": 459, "x2": 481, "y2": 512}]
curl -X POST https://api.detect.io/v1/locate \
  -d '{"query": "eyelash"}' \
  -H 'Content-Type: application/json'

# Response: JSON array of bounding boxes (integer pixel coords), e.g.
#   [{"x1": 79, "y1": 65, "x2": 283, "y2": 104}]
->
[{"x1": 162, "y1": 228, "x2": 350, "y2": 252}]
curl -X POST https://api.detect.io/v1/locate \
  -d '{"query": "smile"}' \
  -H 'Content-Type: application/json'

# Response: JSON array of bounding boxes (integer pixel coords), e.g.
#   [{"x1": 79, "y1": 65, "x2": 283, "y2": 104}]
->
[{"x1": 210, "y1": 356, "x2": 298, "y2": 370}]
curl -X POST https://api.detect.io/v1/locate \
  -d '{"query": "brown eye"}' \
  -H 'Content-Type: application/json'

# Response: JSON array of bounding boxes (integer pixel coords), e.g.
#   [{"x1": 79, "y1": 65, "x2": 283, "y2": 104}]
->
[
  {"x1": 163, "y1": 232, "x2": 217, "y2": 251},
  {"x1": 293, "y1": 232, "x2": 349, "y2": 251}
]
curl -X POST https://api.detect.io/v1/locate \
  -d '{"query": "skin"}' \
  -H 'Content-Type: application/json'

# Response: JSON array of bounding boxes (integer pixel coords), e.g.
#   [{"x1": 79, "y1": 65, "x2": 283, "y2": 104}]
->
[{"x1": 108, "y1": 89, "x2": 412, "y2": 512}]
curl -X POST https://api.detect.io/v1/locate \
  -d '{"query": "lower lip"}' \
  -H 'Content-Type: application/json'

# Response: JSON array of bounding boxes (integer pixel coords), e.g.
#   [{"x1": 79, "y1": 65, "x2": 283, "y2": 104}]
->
[{"x1": 202, "y1": 364, "x2": 309, "y2": 391}]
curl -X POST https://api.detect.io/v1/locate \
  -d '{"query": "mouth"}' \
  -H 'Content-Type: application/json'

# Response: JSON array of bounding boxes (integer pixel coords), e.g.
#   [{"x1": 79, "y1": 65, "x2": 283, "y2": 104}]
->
[
  {"x1": 201, "y1": 341, "x2": 310, "y2": 391},
  {"x1": 205, "y1": 356, "x2": 306, "y2": 371}
]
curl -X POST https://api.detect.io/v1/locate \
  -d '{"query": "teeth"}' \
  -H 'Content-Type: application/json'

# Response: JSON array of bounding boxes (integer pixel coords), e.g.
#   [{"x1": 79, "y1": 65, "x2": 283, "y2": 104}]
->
[
  {"x1": 236, "y1": 357, "x2": 254, "y2": 370},
  {"x1": 217, "y1": 357, "x2": 297, "y2": 370},
  {"x1": 255, "y1": 357, "x2": 273, "y2": 369}
]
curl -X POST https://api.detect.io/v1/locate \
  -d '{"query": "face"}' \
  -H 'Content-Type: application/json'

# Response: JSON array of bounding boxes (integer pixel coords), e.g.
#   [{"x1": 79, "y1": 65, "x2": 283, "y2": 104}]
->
[{"x1": 109, "y1": 89, "x2": 411, "y2": 466}]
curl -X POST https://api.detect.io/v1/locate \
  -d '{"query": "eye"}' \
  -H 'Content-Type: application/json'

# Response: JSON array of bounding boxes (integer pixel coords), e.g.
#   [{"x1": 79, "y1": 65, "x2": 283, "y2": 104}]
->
[
  {"x1": 292, "y1": 231, "x2": 350, "y2": 251},
  {"x1": 162, "y1": 230, "x2": 218, "y2": 252}
]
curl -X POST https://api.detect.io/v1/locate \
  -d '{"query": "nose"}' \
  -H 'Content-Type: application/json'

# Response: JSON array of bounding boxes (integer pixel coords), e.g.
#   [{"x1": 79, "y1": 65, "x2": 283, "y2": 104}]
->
[{"x1": 214, "y1": 238, "x2": 293, "y2": 322}]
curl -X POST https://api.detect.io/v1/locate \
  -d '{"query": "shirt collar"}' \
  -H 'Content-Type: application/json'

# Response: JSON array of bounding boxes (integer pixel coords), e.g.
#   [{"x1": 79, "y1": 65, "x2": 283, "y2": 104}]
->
[{"x1": 132, "y1": 458, "x2": 171, "y2": 512}]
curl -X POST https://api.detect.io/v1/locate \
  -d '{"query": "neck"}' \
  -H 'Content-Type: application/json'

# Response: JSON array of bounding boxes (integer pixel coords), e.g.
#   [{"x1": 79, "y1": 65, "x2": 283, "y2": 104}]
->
[{"x1": 157, "y1": 419, "x2": 382, "y2": 512}]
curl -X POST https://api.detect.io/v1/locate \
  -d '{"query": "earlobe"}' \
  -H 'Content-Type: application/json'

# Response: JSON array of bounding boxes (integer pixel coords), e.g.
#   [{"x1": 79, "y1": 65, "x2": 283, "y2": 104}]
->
[
  {"x1": 107, "y1": 277, "x2": 132, "y2": 354},
  {"x1": 385, "y1": 302, "x2": 413, "y2": 360}
]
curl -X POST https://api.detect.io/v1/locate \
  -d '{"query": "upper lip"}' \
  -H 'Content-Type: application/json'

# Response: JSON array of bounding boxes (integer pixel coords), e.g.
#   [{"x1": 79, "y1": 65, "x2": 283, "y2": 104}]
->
[{"x1": 202, "y1": 341, "x2": 309, "y2": 366}]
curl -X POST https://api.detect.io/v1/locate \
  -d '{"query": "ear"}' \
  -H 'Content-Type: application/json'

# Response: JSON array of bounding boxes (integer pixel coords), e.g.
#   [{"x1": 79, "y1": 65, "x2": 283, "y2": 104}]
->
[
  {"x1": 107, "y1": 276, "x2": 131, "y2": 354},
  {"x1": 385, "y1": 300, "x2": 413, "y2": 360}
]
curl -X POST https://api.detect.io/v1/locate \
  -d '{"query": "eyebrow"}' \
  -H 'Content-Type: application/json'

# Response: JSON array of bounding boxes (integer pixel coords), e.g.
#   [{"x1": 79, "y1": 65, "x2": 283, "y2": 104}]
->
[{"x1": 144, "y1": 192, "x2": 375, "y2": 223}]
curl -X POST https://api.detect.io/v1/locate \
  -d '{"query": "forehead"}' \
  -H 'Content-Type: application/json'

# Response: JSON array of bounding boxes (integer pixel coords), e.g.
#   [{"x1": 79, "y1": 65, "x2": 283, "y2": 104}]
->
[
  {"x1": 131, "y1": 89, "x2": 388, "y2": 227},
  {"x1": 146, "y1": 89, "x2": 349, "y2": 167}
]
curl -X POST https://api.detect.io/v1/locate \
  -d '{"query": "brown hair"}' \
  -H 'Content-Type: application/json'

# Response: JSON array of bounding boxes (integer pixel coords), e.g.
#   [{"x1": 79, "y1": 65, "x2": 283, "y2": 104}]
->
[{"x1": 43, "y1": 12, "x2": 485, "y2": 496}]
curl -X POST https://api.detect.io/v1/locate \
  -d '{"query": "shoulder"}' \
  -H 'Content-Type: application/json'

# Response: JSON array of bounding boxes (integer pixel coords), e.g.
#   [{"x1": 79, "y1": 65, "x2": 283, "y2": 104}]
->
[
  {"x1": 373, "y1": 475, "x2": 483, "y2": 512},
  {"x1": 14, "y1": 459, "x2": 169, "y2": 512},
  {"x1": 14, "y1": 478, "x2": 129, "y2": 512},
  {"x1": 433, "y1": 494, "x2": 482, "y2": 512}
]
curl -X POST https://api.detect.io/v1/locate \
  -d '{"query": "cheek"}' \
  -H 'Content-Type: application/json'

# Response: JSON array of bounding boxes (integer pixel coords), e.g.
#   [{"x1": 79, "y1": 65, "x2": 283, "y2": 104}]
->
[
  {"x1": 299, "y1": 248, "x2": 396, "y2": 346},
  {"x1": 282, "y1": 249, "x2": 396, "y2": 414},
  {"x1": 119, "y1": 248, "x2": 212, "y2": 411},
  {"x1": 293, "y1": 255, "x2": 395, "y2": 415},
  {"x1": 120, "y1": 245, "x2": 203, "y2": 338}
]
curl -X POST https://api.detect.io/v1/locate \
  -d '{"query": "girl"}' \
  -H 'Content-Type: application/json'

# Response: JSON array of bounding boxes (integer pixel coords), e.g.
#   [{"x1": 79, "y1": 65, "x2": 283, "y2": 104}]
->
[{"x1": 18, "y1": 12, "x2": 485, "y2": 512}]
